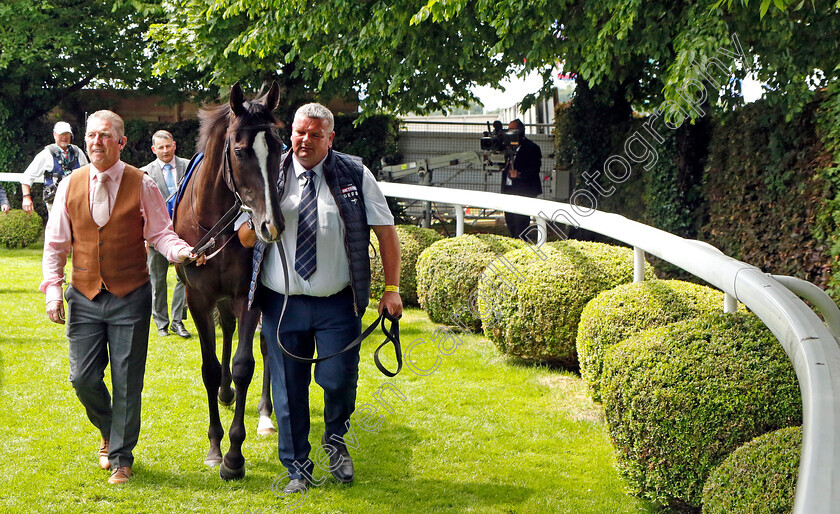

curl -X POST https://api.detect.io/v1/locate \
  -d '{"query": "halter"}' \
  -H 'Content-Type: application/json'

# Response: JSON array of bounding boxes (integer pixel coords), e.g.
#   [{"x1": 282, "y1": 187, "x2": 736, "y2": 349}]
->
[{"x1": 191, "y1": 122, "x2": 277, "y2": 258}]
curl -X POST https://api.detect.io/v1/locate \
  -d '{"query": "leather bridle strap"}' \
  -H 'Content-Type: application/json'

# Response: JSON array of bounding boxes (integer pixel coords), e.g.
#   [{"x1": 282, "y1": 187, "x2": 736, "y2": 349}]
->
[
  {"x1": 190, "y1": 196, "x2": 243, "y2": 257},
  {"x1": 272, "y1": 242, "x2": 403, "y2": 377}
]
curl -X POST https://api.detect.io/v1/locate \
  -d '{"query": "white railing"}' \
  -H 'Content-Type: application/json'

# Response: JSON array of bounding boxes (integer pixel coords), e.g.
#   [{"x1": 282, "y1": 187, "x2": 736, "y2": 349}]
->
[
  {"x1": 0, "y1": 173, "x2": 30, "y2": 184},
  {"x1": 378, "y1": 181, "x2": 840, "y2": 514}
]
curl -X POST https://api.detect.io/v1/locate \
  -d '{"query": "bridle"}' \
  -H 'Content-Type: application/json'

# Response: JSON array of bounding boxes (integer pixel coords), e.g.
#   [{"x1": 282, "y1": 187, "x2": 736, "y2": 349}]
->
[{"x1": 190, "y1": 122, "x2": 278, "y2": 259}]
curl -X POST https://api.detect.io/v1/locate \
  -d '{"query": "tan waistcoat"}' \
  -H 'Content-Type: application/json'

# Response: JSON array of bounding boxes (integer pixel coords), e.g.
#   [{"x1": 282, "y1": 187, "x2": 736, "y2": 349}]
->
[{"x1": 66, "y1": 164, "x2": 149, "y2": 300}]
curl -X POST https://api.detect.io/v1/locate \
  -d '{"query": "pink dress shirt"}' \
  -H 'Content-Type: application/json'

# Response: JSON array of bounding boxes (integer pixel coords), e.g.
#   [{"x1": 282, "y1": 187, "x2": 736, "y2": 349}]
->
[{"x1": 40, "y1": 161, "x2": 192, "y2": 303}]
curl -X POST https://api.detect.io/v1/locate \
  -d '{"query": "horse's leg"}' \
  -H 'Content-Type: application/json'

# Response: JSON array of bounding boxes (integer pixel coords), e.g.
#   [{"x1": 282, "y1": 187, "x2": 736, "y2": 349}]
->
[
  {"x1": 217, "y1": 299, "x2": 236, "y2": 407},
  {"x1": 190, "y1": 293, "x2": 225, "y2": 467},
  {"x1": 256, "y1": 330, "x2": 276, "y2": 435},
  {"x1": 219, "y1": 306, "x2": 260, "y2": 480}
]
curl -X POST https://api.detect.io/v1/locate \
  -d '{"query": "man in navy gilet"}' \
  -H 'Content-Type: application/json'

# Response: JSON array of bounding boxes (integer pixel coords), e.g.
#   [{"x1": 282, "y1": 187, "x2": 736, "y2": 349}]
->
[
  {"x1": 240, "y1": 103, "x2": 403, "y2": 495},
  {"x1": 21, "y1": 121, "x2": 89, "y2": 215}
]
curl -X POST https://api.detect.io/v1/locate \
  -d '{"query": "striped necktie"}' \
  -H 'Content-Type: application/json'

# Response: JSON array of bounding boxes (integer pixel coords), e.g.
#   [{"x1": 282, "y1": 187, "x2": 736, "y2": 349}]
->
[{"x1": 295, "y1": 170, "x2": 317, "y2": 280}]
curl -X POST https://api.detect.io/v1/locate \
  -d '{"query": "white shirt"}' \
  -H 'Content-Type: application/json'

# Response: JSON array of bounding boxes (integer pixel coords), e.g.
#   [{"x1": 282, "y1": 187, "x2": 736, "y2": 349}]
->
[
  {"x1": 21, "y1": 145, "x2": 89, "y2": 186},
  {"x1": 261, "y1": 154, "x2": 394, "y2": 297}
]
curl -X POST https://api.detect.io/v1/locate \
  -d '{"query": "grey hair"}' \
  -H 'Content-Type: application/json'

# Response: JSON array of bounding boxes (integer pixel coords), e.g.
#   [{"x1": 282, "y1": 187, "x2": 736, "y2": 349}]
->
[
  {"x1": 151, "y1": 130, "x2": 174, "y2": 145},
  {"x1": 295, "y1": 103, "x2": 334, "y2": 132},
  {"x1": 87, "y1": 110, "x2": 125, "y2": 139}
]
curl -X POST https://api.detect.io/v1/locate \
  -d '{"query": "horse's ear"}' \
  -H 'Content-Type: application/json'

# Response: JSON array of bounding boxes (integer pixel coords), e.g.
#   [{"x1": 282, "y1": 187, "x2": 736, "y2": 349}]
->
[
  {"x1": 265, "y1": 81, "x2": 281, "y2": 112},
  {"x1": 230, "y1": 82, "x2": 247, "y2": 117}
]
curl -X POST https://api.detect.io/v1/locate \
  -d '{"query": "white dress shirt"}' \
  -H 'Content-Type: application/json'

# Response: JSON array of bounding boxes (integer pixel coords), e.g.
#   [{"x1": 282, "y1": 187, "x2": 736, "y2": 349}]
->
[{"x1": 261, "y1": 154, "x2": 394, "y2": 297}]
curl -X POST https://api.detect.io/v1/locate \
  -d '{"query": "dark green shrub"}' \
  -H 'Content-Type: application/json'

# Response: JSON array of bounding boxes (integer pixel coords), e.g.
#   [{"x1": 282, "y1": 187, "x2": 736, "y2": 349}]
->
[
  {"x1": 577, "y1": 280, "x2": 725, "y2": 402},
  {"x1": 0, "y1": 210, "x2": 43, "y2": 248},
  {"x1": 478, "y1": 240, "x2": 654, "y2": 366},
  {"x1": 601, "y1": 312, "x2": 802, "y2": 509},
  {"x1": 370, "y1": 225, "x2": 442, "y2": 306},
  {"x1": 702, "y1": 426, "x2": 801, "y2": 514},
  {"x1": 416, "y1": 234, "x2": 525, "y2": 330}
]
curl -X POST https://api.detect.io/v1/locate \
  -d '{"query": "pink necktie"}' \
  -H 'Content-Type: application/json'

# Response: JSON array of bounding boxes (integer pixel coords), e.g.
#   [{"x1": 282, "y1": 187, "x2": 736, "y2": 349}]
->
[{"x1": 92, "y1": 173, "x2": 110, "y2": 226}]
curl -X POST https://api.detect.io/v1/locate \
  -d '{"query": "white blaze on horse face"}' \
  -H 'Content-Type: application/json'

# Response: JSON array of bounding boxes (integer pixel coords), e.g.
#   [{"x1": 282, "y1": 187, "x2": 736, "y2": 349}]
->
[{"x1": 252, "y1": 131, "x2": 277, "y2": 237}]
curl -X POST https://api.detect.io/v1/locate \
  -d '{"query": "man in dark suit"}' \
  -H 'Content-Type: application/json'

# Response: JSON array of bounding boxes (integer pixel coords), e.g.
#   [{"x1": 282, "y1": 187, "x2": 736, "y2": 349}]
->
[
  {"x1": 141, "y1": 130, "x2": 191, "y2": 338},
  {"x1": 500, "y1": 119, "x2": 543, "y2": 239}
]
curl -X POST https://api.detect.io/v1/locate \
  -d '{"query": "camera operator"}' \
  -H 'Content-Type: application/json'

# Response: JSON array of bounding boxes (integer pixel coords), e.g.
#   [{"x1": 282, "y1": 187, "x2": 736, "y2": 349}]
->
[{"x1": 500, "y1": 119, "x2": 542, "y2": 239}]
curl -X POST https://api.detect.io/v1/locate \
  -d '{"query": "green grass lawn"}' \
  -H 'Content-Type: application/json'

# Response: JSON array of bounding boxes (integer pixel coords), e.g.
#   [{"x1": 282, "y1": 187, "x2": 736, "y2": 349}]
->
[{"x1": 0, "y1": 245, "x2": 657, "y2": 513}]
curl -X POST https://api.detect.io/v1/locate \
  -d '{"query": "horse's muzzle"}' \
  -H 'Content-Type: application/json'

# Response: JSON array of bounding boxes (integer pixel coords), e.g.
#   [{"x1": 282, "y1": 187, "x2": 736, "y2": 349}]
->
[{"x1": 258, "y1": 220, "x2": 282, "y2": 242}]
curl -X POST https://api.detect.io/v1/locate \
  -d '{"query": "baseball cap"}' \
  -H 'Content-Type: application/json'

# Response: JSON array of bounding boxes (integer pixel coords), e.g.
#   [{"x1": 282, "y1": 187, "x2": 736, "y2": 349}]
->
[{"x1": 53, "y1": 121, "x2": 73, "y2": 135}]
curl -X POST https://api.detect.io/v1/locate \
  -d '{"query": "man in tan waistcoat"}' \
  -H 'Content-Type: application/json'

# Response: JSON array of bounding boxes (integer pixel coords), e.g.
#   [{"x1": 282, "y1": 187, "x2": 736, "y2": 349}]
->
[{"x1": 40, "y1": 110, "x2": 200, "y2": 485}]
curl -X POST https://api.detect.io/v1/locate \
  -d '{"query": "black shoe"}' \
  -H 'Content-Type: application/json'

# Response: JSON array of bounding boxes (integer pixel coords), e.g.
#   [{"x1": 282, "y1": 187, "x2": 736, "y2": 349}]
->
[
  {"x1": 157, "y1": 328, "x2": 169, "y2": 337},
  {"x1": 322, "y1": 433, "x2": 354, "y2": 483},
  {"x1": 283, "y1": 478, "x2": 309, "y2": 494},
  {"x1": 170, "y1": 321, "x2": 190, "y2": 338}
]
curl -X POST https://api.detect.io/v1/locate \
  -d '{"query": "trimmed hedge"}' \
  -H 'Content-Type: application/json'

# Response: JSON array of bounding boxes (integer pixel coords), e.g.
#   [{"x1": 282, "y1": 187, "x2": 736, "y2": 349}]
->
[
  {"x1": 577, "y1": 279, "x2": 725, "y2": 402},
  {"x1": 416, "y1": 234, "x2": 525, "y2": 330},
  {"x1": 702, "y1": 426, "x2": 801, "y2": 514},
  {"x1": 478, "y1": 240, "x2": 654, "y2": 366},
  {"x1": 370, "y1": 225, "x2": 443, "y2": 306},
  {"x1": 0, "y1": 210, "x2": 43, "y2": 248},
  {"x1": 601, "y1": 312, "x2": 802, "y2": 510}
]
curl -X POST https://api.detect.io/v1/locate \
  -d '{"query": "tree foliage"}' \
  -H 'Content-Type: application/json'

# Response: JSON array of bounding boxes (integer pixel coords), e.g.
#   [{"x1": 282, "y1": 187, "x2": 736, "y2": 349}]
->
[
  {"x1": 147, "y1": 0, "x2": 840, "y2": 118},
  {"x1": 0, "y1": 0, "x2": 203, "y2": 170}
]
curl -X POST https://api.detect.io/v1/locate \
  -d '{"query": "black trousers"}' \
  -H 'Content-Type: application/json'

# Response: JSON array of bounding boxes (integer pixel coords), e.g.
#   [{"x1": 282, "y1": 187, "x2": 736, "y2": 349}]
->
[{"x1": 505, "y1": 211, "x2": 532, "y2": 240}]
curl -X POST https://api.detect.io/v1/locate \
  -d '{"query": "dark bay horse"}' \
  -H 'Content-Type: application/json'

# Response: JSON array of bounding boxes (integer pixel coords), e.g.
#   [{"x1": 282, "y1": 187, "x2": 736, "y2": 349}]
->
[{"x1": 174, "y1": 82, "x2": 285, "y2": 480}]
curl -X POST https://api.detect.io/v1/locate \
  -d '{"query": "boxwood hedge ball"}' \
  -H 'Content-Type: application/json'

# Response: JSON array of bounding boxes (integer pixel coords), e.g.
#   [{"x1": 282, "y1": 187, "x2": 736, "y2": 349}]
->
[
  {"x1": 370, "y1": 225, "x2": 442, "y2": 306},
  {"x1": 477, "y1": 239, "x2": 654, "y2": 366},
  {"x1": 0, "y1": 209, "x2": 43, "y2": 248},
  {"x1": 577, "y1": 279, "x2": 725, "y2": 402},
  {"x1": 702, "y1": 426, "x2": 800, "y2": 514},
  {"x1": 601, "y1": 312, "x2": 801, "y2": 509},
  {"x1": 416, "y1": 234, "x2": 524, "y2": 331}
]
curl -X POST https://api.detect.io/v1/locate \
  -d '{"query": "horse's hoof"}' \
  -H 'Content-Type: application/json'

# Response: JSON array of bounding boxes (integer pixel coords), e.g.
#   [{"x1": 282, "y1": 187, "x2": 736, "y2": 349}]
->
[
  {"x1": 204, "y1": 448, "x2": 223, "y2": 467},
  {"x1": 257, "y1": 415, "x2": 276, "y2": 436},
  {"x1": 219, "y1": 460, "x2": 245, "y2": 481},
  {"x1": 218, "y1": 387, "x2": 236, "y2": 407}
]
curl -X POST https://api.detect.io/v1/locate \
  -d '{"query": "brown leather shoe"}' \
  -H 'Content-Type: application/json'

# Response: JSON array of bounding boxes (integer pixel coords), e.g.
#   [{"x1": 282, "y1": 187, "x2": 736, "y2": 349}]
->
[
  {"x1": 108, "y1": 466, "x2": 133, "y2": 484},
  {"x1": 98, "y1": 438, "x2": 110, "y2": 470}
]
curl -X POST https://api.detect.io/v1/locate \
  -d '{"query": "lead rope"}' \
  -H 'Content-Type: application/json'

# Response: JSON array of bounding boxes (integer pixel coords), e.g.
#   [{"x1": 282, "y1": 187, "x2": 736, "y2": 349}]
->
[{"x1": 272, "y1": 242, "x2": 402, "y2": 377}]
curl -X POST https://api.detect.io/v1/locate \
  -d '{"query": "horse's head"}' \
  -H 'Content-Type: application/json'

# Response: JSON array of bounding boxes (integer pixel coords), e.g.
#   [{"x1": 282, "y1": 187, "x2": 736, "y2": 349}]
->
[{"x1": 226, "y1": 81, "x2": 285, "y2": 243}]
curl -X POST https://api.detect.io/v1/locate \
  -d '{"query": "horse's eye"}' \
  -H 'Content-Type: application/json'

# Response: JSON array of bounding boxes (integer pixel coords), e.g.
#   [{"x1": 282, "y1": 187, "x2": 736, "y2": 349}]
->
[{"x1": 233, "y1": 148, "x2": 245, "y2": 159}]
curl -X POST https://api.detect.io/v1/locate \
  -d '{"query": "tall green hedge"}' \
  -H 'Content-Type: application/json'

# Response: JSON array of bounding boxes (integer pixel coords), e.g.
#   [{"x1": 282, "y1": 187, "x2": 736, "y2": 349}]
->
[
  {"x1": 555, "y1": 84, "x2": 837, "y2": 293},
  {"x1": 554, "y1": 82, "x2": 707, "y2": 242},
  {"x1": 703, "y1": 98, "x2": 831, "y2": 290},
  {"x1": 814, "y1": 83, "x2": 840, "y2": 299},
  {"x1": 601, "y1": 312, "x2": 802, "y2": 509}
]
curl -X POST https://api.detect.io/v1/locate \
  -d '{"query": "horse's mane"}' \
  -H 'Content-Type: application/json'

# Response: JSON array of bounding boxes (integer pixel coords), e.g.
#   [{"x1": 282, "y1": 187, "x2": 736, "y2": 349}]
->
[{"x1": 196, "y1": 103, "x2": 231, "y2": 155}]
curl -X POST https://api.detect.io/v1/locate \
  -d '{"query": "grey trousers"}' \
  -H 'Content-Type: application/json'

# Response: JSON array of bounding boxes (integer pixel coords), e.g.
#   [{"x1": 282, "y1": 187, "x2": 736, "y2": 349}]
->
[
  {"x1": 66, "y1": 282, "x2": 152, "y2": 469},
  {"x1": 147, "y1": 246, "x2": 186, "y2": 330}
]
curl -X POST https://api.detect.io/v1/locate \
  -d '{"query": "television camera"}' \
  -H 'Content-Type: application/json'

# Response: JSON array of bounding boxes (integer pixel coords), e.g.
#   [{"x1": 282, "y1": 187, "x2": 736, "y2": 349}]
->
[{"x1": 480, "y1": 120, "x2": 522, "y2": 169}]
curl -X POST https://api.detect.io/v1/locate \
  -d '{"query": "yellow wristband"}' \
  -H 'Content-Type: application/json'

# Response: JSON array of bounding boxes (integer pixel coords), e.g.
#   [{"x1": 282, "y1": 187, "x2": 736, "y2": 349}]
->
[{"x1": 384, "y1": 285, "x2": 400, "y2": 293}]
